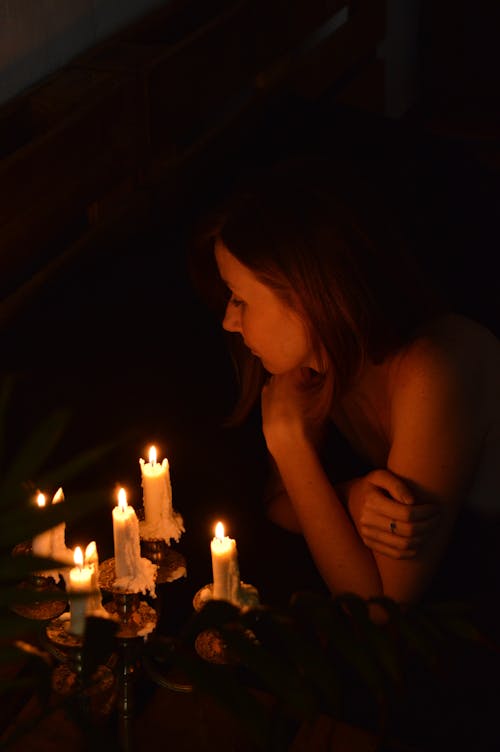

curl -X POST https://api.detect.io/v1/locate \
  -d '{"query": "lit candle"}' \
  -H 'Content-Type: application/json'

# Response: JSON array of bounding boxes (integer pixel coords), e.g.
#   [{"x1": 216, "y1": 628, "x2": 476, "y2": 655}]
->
[
  {"x1": 112, "y1": 488, "x2": 143, "y2": 581},
  {"x1": 84, "y1": 541, "x2": 102, "y2": 613},
  {"x1": 139, "y1": 445, "x2": 184, "y2": 543},
  {"x1": 31, "y1": 494, "x2": 52, "y2": 557},
  {"x1": 68, "y1": 546, "x2": 93, "y2": 636},
  {"x1": 210, "y1": 522, "x2": 240, "y2": 604},
  {"x1": 50, "y1": 487, "x2": 70, "y2": 561}
]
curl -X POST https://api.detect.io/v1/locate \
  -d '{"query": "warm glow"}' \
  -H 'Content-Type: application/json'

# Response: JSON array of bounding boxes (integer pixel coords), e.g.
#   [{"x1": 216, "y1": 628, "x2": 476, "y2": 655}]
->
[
  {"x1": 215, "y1": 521, "x2": 225, "y2": 540},
  {"x1": 36, "y1": 493, "x2": 46, "y2": 508},
  {"x1": 52, "y1": 487, "x2": 64, "y2": 504},
  {"x1": 74, "y1": 546, "x2": 84, "y2": 568},
  {"x1": 117, "y1": 487, "x2": 127, "y2": 512},
  {"x1": 149, "y1": 445, "x2": 157, "y2": 465}
]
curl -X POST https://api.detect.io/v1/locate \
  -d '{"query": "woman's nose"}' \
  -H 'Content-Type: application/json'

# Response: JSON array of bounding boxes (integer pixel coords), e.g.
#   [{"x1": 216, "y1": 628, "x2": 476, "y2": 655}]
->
[{"x1": 222, "y1": 303, "x2": 241, "y2": 333}]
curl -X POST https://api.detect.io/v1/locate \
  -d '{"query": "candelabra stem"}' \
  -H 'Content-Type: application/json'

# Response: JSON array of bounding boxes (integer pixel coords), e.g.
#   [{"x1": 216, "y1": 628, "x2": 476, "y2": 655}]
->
[{"x1": 117, "y1": 638, "x2": 136, "y2": 752}]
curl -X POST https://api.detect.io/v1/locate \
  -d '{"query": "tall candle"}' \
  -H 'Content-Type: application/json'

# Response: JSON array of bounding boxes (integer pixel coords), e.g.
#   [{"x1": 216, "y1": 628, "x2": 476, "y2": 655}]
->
[
  {"x1": 210, "y1": 522, "x2": 240, "y2": 604},
  {"x1": 112, "y1": 488, "x2": 142, "y2": 580},
  {"x1": 68, "y1": 546, "x2": 92, "y2": 636},
  {"x1": 32, "y1": 494, "x2": 52, "y2": 557},
  {"x1": 139, "y1": 445, "x2": 184, "y2": 543}
]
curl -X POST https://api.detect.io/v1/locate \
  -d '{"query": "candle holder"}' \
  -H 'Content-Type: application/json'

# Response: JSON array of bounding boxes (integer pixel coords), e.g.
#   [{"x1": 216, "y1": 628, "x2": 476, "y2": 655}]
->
[
  {"x1": 192, "y1": 582, "x2": 260, "y2": 665},
  {"x1": 98, "y1": 557, "x2": 160, "y2": 752},
  {"x1": 139, "y1": 538, "x2": 187, "y2": 585},
  {"x1": 10, "y1": 542, "x2": 67, "y2": 621},
  {"x1": 98, "y1": 557, "x2": 158, "y2": 638},
  {"x1": 42, "y1": 614, "x2": 116, "y2": 722}
]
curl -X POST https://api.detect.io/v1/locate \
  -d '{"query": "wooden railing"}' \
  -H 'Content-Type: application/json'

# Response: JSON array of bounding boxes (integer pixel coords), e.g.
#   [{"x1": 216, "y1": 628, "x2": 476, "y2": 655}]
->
[{"x1": 0, "y1": 0, "x2": 385, "y2": 324}]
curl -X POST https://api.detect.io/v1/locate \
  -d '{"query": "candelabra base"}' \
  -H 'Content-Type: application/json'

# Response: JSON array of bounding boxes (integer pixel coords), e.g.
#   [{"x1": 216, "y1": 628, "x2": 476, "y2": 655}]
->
[
  {"x1": 192, "y1": 582, "x2": 260, "y2": 664},
  {"x1": 43, "y1": 615, "x2": 116, "y2": 721}
]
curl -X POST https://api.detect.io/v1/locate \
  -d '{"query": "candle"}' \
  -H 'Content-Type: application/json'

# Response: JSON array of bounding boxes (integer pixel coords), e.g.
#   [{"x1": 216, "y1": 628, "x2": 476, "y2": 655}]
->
[
  {"x1": 139, "y1": 445, "x2": 184, "y2": 543},
  {"x1": 31, "y1": 488, "x2": 72, "y2": 568},
  {"x1": 50, "y1": 487, "x2": 69, "y2": 561},
  {"x1": 84, "y1": 541, "x2": 102, "y2": 613},
  {"x1": 31, "y1": 494, "x2": 53, "y2": 557},
  {"x1": 210, "y1": 522, "x2": 241, "y2": 604},
  {"x1": 68, "y1": 546, "x2": 93, "y2": 636},
  {"x1": 112, "y1": 487, "x2": 143, "y2": 580}
]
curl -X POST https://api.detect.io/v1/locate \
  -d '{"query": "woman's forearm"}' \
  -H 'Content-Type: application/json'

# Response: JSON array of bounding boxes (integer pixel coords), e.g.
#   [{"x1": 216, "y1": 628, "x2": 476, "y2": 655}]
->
[{"x1": 271, "y1": 438, "x2": 383, "y2": 598}]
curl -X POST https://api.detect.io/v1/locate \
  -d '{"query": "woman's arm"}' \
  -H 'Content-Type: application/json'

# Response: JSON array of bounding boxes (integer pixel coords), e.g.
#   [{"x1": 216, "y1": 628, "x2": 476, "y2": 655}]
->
[
  {"x1": 369, "y1": 342, "x2": 482, "y2": 603},
  {"x1": 266, "y1": 462, "x2": 441, "y2": 558},
  {"x1": 262, "y1": 346, "x2": 484, "y2": 604},
  {"x1": 262, "y1": 371, "x2": 383, "y2": 598}
]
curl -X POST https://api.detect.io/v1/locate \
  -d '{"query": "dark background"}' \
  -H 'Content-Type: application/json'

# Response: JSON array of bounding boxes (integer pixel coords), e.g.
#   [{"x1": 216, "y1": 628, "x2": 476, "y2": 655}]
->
[{"x1": 1, "y1": 0, "x2": 499, "y2": 613}]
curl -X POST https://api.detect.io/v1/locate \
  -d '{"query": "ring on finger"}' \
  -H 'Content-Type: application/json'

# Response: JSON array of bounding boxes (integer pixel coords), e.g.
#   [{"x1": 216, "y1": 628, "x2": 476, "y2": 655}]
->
[{"x1": 390, "y1": 520, "x2": 397, "y2": 535}]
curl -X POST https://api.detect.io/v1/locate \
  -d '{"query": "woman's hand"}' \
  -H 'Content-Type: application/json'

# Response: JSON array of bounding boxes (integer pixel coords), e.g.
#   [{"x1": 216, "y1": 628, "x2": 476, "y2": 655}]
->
[
  {"x1": 346, "y1": 469, "x2": 442, "y2": 559},
  {"x1": 261, "y1": 368, "x2": 327, "y2": 455}
]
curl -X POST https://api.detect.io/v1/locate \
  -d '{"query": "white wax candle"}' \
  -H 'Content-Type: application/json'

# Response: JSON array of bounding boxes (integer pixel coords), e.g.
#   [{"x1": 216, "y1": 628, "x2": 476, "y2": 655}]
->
[
  {"x1": 139, "y1": 445, "x2": 184, "y2": 543},
  {"x1": 210, "y1": 522, "x2": 240, "y2": 604},
  {"x1": 68, "y1": 546, "x2": 93, "y2": 636},
  {"x1": 84, "y1": 540, "x2": 102, "y2": 613},
  {"x1": 32, "y1": 494, "x2": 52, "y2": 557},
  {"x1": 112, "y1": 488, "x2": 142, "y2": 580},
  {"x1": 139, "y1": 446, "x2": 173, "y2": 527}
]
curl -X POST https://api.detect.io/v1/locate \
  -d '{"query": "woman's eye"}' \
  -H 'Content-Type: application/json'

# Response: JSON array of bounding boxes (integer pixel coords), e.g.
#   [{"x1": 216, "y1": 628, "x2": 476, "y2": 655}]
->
[{"x1": 229, "y1": 295, "x2": 243, "y2": 308}]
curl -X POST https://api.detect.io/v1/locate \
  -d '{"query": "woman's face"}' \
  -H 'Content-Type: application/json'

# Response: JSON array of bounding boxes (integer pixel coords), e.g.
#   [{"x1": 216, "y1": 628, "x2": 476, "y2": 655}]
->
[{"x1": 215, "y1": 239, "x2": 317, "y2": 374}]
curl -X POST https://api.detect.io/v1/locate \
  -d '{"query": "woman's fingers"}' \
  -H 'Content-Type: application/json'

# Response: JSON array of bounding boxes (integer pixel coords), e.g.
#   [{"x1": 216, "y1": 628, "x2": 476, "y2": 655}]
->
[
  {"x1": 361, "y1": 512, "x2": 440, "y2": 538},
  {"x1": 363, "y1": 493, "x2": 440, "y2": 523},
  {"x1": 367, "y1": 469, "x2": 415, "y2": 504}
]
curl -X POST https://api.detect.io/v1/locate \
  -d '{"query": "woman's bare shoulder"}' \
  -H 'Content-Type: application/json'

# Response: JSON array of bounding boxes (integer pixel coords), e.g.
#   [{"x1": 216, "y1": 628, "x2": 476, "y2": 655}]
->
[
  {"x1": 389, "y1": 314, "x2": 500, "y2": 433},
  {"x1": 395, "y1": 314, "x2": 500, "y2": 389}
]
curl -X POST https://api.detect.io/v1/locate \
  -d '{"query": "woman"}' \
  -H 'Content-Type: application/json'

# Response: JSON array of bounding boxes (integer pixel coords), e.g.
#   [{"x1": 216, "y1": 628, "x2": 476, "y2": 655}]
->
[{"x1": 193, "y1": 159, "x2": 500, "y2": 607}]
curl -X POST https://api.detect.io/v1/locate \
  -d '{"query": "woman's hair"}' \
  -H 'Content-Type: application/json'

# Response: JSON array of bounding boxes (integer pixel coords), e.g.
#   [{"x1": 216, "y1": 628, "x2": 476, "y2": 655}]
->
[{"x1": 190, "y1": 157, "x2": 445, "y2": 423}]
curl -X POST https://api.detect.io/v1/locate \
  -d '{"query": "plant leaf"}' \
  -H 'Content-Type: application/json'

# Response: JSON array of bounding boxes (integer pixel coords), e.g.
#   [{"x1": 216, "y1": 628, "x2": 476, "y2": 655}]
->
[{"x1": 0, "y1": 409, "x2": 70, "y2": 507}]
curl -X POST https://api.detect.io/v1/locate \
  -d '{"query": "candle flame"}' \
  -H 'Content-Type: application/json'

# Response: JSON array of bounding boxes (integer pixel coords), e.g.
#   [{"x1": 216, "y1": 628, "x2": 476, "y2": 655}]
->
[
  {"x1": 36, "y1": 493, "x2": 46, "y2": 508},
  {"x1": 85, "y1": 541, "x2": 97, "y2": 563},
  {"x1": 74, "y1": 546, "x2": 84, "y2": 567},
  {"x1": 149, "y1": 445, "x2": 157, "y2": 465},
  {"x1": 52, "y1": 487, "x2": 64, "y2": 504},
  {"x1": 117, "y1": 487, "x2": 127, "y2": 511},
  {"x1": 215, "y1": 521, "x2": 225, "y2": 540}
]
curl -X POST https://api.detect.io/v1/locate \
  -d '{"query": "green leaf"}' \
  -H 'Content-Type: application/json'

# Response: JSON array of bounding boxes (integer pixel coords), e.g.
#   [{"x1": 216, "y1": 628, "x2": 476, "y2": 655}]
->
[
  {"x1": 0, "y1": 409, "x2": 70, "y2": 507},
  {"x1": 242, "y1": 607, "x2": 342, "y2": 717},
  {"x1": 0, "y1": 489, "x2": 110, "y2": 549}
]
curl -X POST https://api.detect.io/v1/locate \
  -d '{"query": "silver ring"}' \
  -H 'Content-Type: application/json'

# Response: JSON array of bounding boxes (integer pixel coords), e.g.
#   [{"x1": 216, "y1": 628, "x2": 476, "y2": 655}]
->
[{"x1": 390, "y1": 520, "x2": 397, "y2": 535}]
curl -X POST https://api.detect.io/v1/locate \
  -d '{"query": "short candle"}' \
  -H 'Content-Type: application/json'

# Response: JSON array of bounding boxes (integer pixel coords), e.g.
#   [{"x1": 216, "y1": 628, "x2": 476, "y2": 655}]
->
[
  {"x1": 84, "y1": 540, "x2": 102, "y2": 613},
  {"x1": 112, "y1": 487, "x2": 142, "y2": 580},
  {"x1": 210, "y1": 522, "x2": 241, "y2": 604},
  {"x1": 68, "y1": 546, "x2": 93, "y2": 636},
  {"x1": 32, "y1": 493, "x2": 52, "y2": 558}
]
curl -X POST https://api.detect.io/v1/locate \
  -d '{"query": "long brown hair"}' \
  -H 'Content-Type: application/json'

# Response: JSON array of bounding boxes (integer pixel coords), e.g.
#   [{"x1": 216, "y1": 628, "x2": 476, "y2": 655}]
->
[{"x1": 190, "y1": 158, "x2": 444, "y2": 423}]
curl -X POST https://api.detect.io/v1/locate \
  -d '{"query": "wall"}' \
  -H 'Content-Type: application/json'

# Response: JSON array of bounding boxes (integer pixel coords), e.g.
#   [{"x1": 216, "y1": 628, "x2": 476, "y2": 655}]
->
[{"x1": 0, "y1": 0, "x2": 169, "y2": 106}]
